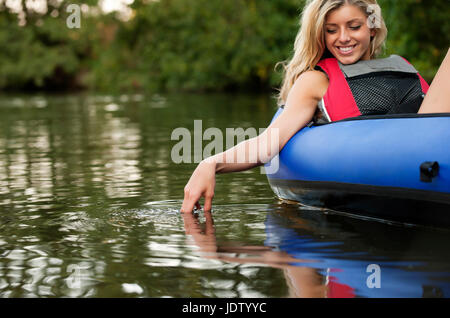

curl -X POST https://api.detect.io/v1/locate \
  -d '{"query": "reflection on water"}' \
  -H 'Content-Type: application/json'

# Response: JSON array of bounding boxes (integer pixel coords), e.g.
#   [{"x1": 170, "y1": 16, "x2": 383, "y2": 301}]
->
[
  {"x1": 0, "y1": 93, "x2": 449, "y2": 298},
  {"x1": 182, "y1": 205, "x2": 450, "y2": 298},
  {"x1": 265, "y1": 205, "x2": 450, "y2": 298}
]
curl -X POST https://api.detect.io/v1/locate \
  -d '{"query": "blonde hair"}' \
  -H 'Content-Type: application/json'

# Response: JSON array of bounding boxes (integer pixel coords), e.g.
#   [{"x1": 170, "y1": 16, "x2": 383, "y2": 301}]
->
[{"x1": 277, "y1": 0, "x2": 388, "y2": 105}]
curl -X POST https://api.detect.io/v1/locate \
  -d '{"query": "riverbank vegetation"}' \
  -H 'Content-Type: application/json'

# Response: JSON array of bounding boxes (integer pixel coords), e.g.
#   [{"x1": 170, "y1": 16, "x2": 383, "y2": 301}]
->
[{"x1": 0, "y1": 0, "x2": 448, "y2": 93}]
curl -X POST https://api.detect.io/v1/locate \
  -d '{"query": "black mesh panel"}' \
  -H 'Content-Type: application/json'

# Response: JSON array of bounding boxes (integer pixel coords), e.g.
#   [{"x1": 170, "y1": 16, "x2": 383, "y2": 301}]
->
[{"x1": 347, "y1": 72, "x2": 424, "y2": 115}]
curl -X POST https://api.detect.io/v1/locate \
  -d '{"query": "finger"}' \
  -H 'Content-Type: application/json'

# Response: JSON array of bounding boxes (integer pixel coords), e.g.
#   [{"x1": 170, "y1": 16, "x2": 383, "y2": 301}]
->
[
  {"x1": 180, "y1": 198, "x2": 197, "y2": 213},
  {"x1": 203, "y1": 194, "x2": 213, "y2": 212},
  {"x1": 180, "y1": 200, "x2": 194, "y2": 213},
  {"x1": 181, "y1": 192, "x2": 199, "y2": 213},
  {"x1": 181, "y1": 211, "x2": 194, "y2": 233}
]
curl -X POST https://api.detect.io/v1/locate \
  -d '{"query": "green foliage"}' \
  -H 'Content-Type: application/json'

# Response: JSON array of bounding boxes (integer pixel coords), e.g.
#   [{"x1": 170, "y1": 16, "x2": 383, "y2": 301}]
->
[
  {"x1": 88, "y1": 0, "x2": 302, "y2": 92},
  {"x1": 378, "y1": 0, "x2": 450, "y2": 80},
  {"x1": 0, "y1": 0, "x2": 99, "y2": 90},
  {"x1": 0, "y1": 0, "x2": 448, "y2": 92}
]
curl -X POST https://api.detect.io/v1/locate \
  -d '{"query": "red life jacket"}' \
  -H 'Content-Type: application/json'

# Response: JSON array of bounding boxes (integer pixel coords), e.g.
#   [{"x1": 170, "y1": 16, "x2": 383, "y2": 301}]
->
[{"x1": 316, "y1": 56, "x2": 429, "y2": 122}]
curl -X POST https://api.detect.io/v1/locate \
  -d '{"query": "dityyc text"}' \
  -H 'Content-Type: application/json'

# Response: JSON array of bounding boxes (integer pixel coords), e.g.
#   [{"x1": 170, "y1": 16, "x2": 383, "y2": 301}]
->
[{"x1": 182, "y1": 302, "x2": 267, "y2": 315}]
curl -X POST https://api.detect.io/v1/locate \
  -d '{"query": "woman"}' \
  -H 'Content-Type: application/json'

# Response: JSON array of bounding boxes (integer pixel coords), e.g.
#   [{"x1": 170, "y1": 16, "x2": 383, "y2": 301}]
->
[{"x1": 181, "y1": 0, "x2": 450, "y2": 213}]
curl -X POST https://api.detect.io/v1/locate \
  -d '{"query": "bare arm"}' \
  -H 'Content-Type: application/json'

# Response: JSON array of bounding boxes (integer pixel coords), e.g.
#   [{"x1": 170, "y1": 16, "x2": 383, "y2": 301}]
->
[
  {"x1": 418, "y1": 48, "x2": 450, "y2": 114},
  {"x1": 181, "y1": 71, "x2": 329, "y2": 212}
]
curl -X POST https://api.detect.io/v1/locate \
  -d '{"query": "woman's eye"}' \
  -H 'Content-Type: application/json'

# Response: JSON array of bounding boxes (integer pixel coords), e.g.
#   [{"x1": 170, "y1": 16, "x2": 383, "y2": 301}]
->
[
  {"x1": 326, "y1": 29, "x2": 337, "y2": 34},
  {"x1": 350, "y1": 25, "x2": 361, "y2": 30}
]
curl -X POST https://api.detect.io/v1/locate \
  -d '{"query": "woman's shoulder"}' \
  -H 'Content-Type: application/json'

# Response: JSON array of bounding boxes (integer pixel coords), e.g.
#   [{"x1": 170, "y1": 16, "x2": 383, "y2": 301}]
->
[
  {"x1": 297, "y1": 69, "x2": 329, "y2": 81},
  {"x1": 291, "y1": 70, "x2": 329, "y2": 101},
  {"x1": 294, "y1": 70, "x2": 329, "y2": 89}
]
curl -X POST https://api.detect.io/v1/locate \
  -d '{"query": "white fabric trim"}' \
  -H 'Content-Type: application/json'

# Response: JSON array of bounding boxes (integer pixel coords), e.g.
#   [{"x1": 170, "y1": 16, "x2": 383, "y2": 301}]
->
[{"x1": 318, "y1": 98, "x2": 331, "y2": 122}]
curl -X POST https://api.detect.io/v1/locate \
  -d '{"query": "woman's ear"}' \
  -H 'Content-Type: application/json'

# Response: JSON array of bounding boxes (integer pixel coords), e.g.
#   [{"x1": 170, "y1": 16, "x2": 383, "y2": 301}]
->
[{"x1": 370, "y1": 29, "x2": 377, "y2": 39}]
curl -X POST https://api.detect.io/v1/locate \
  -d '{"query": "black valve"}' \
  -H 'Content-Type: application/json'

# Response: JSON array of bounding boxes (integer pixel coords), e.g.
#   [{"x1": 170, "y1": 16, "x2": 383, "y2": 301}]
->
[{"x1": 420, "y1": 161, "x2": 439, "y2": 183}]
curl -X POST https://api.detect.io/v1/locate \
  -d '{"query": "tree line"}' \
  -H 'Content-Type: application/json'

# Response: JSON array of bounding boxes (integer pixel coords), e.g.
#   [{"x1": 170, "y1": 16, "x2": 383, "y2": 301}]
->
[{"x1": 0, "y1": 0, "x2": 448, "y2": 93}]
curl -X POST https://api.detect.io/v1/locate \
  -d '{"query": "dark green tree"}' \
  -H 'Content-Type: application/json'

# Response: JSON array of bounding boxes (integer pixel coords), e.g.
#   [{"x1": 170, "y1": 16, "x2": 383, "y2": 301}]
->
[
  {"x1": 0, "y1": 0, "x2": 448, "y2": 92},
  {"x1": 379, "y1": 0, "x2": 450, "y2": 80},
  {"x1": 0, "y1": 0, "x2": 100, "y2": 90}
]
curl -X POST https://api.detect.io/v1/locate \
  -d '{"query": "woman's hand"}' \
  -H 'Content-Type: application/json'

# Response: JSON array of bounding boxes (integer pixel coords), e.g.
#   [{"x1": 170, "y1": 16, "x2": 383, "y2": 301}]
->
[
  {"x1": 181, "y1": 160, "x2": 216, "y2": 213},
  {"x1": 180, "y1": 71, "x2": 328, "y2": 213}
]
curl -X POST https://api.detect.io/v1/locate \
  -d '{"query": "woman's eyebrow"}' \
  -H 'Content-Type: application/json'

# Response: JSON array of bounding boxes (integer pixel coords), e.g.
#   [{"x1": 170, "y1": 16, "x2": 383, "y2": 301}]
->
[{"x1": 325, "y1": 19, "x2": 364, "y2": 26}]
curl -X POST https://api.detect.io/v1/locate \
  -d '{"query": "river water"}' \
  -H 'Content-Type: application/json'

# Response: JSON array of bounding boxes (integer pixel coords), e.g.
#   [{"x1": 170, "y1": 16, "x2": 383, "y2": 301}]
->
[{"x1": 0, "y1": 92, "x2": 449, "y2": 298}]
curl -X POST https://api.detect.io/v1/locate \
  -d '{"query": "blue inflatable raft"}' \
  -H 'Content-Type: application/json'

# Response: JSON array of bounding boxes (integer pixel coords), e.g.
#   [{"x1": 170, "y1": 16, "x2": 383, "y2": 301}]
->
[{"x1": 265, "y1": 109, "x2": 450, "y2": 227}]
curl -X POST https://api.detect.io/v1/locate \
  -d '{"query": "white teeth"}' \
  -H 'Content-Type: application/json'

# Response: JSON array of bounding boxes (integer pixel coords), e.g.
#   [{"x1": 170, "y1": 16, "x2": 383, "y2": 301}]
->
[{"x1": 338, "y1": 45, "x2": 355, "y2": 53}]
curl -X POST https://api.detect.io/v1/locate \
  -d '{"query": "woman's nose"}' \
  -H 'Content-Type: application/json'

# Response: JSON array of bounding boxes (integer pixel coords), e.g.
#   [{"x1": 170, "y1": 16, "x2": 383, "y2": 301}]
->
[{"x1": 338, "y1": 29, "x2": 351, "y2": 43}]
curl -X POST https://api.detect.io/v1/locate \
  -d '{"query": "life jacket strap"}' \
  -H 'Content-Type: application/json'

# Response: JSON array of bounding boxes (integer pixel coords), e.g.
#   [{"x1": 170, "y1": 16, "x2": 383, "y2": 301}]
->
[{"x1": 317, "y1": 58, "x2": 361, "y2": 122}]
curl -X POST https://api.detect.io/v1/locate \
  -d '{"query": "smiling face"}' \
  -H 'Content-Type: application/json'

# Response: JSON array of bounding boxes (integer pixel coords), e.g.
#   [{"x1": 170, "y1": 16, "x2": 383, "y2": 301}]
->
[{"x1": 324, "y1": 4, "x2": 376, "y2": 65}]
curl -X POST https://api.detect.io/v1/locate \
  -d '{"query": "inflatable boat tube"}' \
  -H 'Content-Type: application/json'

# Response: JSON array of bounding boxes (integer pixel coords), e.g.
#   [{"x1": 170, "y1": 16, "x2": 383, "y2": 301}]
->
[{"x1": 265, "y1": 108, "x2": 450, "y2": 227}]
